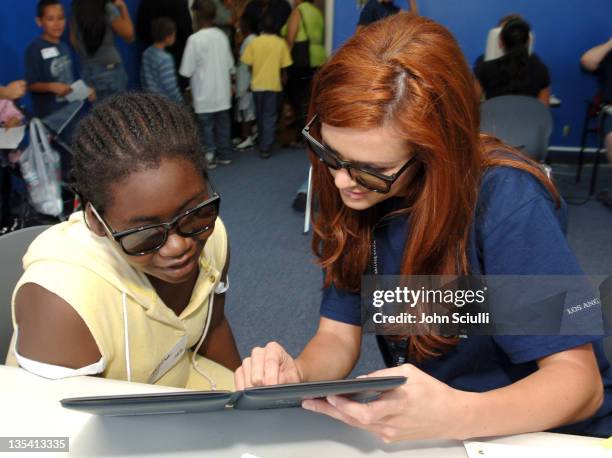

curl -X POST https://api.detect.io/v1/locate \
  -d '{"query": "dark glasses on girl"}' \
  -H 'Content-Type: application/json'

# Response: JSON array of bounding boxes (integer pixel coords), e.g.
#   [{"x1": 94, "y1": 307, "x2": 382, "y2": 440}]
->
[
  {"x1": 302, "y1": 114, "x2": 418, "y2": 193},
  {"x1": 89, "y1": 190, "x2": 220, "y2": 256}
]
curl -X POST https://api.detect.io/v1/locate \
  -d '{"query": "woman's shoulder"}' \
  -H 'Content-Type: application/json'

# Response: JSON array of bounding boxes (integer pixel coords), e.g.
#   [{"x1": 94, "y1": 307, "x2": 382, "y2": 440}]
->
[
  {"x1": 479, "y1": 164, "x2": 553, "y2": 208},
  {"x1": 476, "y1": 163, "x2": 562, "y2": 235}
]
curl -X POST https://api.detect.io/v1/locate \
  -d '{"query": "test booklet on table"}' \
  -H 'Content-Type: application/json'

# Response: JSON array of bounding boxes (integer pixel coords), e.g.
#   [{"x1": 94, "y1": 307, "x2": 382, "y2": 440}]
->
[{"x1": 61, "y1": 376, "x2": 406, "y2": 416}]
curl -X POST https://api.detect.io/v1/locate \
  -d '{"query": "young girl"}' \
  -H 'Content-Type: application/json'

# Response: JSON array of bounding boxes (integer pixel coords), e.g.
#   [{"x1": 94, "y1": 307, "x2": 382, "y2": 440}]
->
[
  {"x1": 235, "y1": 14, "x2": 612, "y2": 440},
  {"x1": 8, "y1": 93, "x2": 239, "y2": 390}
]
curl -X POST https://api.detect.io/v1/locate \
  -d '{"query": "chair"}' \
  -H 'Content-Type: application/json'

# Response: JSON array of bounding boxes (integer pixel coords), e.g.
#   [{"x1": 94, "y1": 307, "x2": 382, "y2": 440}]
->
[
  {"x1": 575, "y1": 94, "x2": 610, "y2": 196},
  {"x1": 0, "y1": 225, "x2": 50, "y2": 362},
  {"x1": 480, "y1": 95, "x2": 552, "y2": 162},
  {"x1": 303, "y1": 165, "x2": 313, "y2": 234}
]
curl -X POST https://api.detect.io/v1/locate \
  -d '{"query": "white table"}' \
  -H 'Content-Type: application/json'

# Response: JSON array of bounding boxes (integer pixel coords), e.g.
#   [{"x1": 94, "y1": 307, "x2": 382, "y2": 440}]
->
[{"x1": 0, "y1": 365, "x2": 605, "y2": 457}]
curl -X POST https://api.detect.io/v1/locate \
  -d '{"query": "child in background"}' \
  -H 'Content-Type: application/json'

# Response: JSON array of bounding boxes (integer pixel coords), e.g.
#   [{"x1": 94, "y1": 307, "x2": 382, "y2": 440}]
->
[
  {"x1": 25, "y1": 0, "x2": 95, "y2": 120},
  {"x1": 141, "y1": 17, "x2": 183, "y2": 104},
  {"x1": 25, "y1": 0, "x2": 94, "y2": 180},
  {"x1": 180, "y1": 0, "x2": 235, "y2": 169},
  {"x1": 241, "y1": 13, "x2": 292, "y2": 159},
  {"x1": 234, "y1": 14, "x2": 258, "y2": 150}
]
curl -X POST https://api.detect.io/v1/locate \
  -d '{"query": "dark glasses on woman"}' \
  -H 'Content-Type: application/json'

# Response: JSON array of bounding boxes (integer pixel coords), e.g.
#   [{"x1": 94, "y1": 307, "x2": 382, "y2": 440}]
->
[
  {"x1": 302, "y1": 114, "x2": 418, "y2": 193},
  {"x1": 89, "y1": 190, "x2": 220, "y2": 256}
]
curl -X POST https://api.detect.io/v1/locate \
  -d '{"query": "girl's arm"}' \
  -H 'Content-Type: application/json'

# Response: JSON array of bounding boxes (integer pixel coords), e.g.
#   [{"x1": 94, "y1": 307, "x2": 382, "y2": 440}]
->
[
  {"x1": 285, "y1": 8, "x2": 301, "y2": 50},
  {"x1": 302, "y1": 343, "x2": 603, "y2": 442},
  {"x1": 28, "y1": 82, "x2": 72, "y2": 96},
  {"x1": 111, "y1": 0, "x2": 135, "y2": 43},
  {"x1": 197, "y1": 245, "x2": 241, "y2": 370},
  {"x1": 14, "y1": 283, "x2": 102, "y2": 368}
]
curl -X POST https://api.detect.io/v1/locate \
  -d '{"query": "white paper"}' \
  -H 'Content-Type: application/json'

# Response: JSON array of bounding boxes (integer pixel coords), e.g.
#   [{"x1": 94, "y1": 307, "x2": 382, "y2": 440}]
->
[
  {"x1": 65, "y1": 79, "x2": 90, "y2": 102},
  {"x1": 0, "y1": 125, "x2": 25, "y2": 149},
  {"x1": 464, "y1": 441, "x2": 608, "y2": 458}
]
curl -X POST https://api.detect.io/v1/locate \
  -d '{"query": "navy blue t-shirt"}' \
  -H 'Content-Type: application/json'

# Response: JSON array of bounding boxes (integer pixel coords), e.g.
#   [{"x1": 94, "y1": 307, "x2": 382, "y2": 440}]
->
[
  {"x1": 320, "y1": 166, "x2": 612, "y2": 437},
  {"x1": 24, "y1": 37, "x2": 75, "y2": 118},
  {"x1": 358, "y1": 0, "x2": 400, "y2": 26}
]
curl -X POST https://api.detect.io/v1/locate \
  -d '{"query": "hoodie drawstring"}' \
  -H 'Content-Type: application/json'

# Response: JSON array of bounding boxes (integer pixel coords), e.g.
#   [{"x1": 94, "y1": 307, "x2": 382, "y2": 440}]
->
[
  {"x1": 122, "y1": 292, "x2": 132, "y2": 382},
  {"x1": 191, "y1": 289, "x2": 216, "y2": 390}
]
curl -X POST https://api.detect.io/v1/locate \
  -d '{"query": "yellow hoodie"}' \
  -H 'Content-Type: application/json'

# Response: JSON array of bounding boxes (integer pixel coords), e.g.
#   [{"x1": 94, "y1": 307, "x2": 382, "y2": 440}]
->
[{"x1": 7, "y1": 212, "x2": 234, "y2": 391}]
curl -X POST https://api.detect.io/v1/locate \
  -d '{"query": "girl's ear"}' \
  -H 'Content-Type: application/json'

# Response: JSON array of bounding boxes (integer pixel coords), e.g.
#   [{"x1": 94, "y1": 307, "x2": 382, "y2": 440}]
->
[{"x1": 84, "y1": 204, "x2": 107, "y2": 237}]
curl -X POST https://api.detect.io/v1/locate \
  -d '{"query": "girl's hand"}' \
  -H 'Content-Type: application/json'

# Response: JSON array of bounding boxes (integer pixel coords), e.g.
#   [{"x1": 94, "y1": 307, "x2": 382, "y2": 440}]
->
[
  {"x1": 302, "y1": 364, "x2": 470, "y2": 443},
  {"x1": 234, "y1": 341, "x2": 303, "y2": 390},
  {"x1": 88, "y1": 87, "x2": 97, "y2": 103},
  {"x1": 52, "y1": 83, "x2": 72, "y2": 96},
  {"x1": 4, "y1": 116, "x2": 23, "y2": 128},
  {"x1": 2, "y1": 80, "x2": 26, "y2": 100}
]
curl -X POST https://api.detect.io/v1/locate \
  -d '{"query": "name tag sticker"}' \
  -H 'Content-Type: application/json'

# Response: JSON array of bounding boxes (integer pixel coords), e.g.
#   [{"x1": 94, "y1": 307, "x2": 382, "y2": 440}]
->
[
  {"x1": 148, "y1": 335, "x2": 188, "y2": 383},
  {"x1": 41, "y1": 47, "x2": 60, "y2": 59}
]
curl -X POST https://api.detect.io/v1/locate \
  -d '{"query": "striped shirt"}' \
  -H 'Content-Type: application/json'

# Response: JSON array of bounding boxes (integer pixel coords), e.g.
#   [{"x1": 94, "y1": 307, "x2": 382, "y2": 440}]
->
[{"x1": 141, "y1": 46, "x2": 182, "y2": 103}]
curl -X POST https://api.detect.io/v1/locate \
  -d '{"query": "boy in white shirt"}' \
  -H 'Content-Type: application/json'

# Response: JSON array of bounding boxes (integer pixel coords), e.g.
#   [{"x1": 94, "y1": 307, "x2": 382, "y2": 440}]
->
[{"x1": 180, "y1": 0, "x2": 235, "y2": 168}]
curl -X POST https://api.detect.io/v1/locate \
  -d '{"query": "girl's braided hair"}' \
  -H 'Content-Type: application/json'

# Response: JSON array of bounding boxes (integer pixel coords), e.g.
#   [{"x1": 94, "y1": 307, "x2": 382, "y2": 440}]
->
[{"x1": 72, "y1": 92, "x2": 205, "y2": 212}]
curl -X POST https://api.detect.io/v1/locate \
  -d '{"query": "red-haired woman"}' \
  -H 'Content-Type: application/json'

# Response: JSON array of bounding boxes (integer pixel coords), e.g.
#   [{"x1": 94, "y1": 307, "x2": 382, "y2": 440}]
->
[{"x1": 235, "y1": 13, "x2": 612, "y2": 441}]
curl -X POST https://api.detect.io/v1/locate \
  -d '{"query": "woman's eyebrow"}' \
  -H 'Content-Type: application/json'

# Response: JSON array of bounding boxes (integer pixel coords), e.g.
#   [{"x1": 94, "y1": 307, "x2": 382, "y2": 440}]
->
[{"x1": 126, "y1": 190, "x2": 208, "y2": 225}]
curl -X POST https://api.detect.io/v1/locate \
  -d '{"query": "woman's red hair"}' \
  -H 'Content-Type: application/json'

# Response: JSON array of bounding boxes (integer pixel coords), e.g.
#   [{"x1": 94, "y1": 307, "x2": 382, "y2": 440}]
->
[{"x1": 309, "y1": 13, "x2": 559, "y2": 361}]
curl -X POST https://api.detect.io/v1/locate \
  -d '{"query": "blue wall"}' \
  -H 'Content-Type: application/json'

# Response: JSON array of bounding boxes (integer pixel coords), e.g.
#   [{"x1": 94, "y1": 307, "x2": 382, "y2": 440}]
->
[
  {"x1": 333, "y1": 0, "x2": 612, "y2": 148},
  {"x1": 3, "y1": 0, "x2": 610, "y2": 148},
  {"x1": 0, "y1": 0, "x2": 142, "y2": 109}
]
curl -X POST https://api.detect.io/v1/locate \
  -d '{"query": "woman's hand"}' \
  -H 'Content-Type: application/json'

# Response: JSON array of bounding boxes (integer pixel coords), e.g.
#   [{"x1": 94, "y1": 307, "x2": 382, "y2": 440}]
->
[
  {"x1": 302, "y1": 364, "x2": 469, "y2": 443},
  {"x1": 234, "y1": 341, "x2": 303, "y2": 389}
]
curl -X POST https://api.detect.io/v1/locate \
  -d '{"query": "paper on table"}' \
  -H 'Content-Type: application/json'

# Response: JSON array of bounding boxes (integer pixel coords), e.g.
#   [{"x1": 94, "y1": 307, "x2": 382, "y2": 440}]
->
[
  {"x1": 464, "y1": 441, "x2": 609, "y2": 458},
  {"x1": 65, "y1": 80, "x2": 90, "y2": 102},
  {"x1": 0, "y1": 125, "x2": 26, "y2": 149}
]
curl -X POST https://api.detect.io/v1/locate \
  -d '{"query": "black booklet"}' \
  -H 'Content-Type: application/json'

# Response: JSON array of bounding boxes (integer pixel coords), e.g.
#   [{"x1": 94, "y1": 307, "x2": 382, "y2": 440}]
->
[{"x1": 60, "y1": 376, "x2": 406, "y2": 416}]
